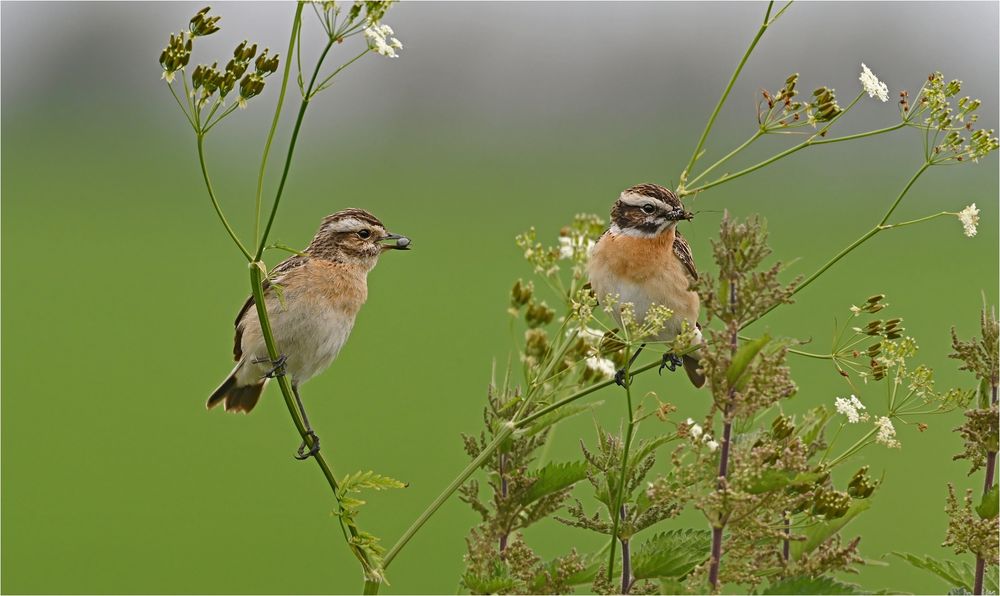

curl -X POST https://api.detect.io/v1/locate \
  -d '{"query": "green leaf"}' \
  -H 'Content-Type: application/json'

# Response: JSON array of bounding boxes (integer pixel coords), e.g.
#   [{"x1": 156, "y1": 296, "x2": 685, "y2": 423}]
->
[
  {"x1": 889, "y1": 552, "x2": 976, "y2": 592},
  {"x1": 565, "y1": 550, "x2": 606, "y2": 586},
  {"x1": 977, "y1": 484, "x2": 999, "y2": 519},
  {"x1": 520, "y1": 401, "x2": 603, "y2": 438},
  {"x1": 340, "y1": 471, "x2": 407, "y2": 494},
  {"x1": 519, "y1": 461, "x2": 588, "y2": 505},
  {"x1": 726, "y1": 334, "x2": 771, "y2": 390},
  {"x1": 979, "y1": 377, "x2": 992, "y2": 410},
  {"x1": 631, "y1": 529, "x2": 711, "y2": 580},
  {"x1": 762, "y1": 575, "x2": 862, "y2": 594},
  {"x1": 791, "y1": 498, "x2": 871, "y2": 560}
]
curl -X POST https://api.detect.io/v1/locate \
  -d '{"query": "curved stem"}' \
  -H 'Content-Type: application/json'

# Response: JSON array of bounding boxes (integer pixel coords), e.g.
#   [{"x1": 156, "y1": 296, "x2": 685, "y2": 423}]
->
[
  {"x1": 249, "y1": 266, "x2": 376, "y2": 573},
  {"x1": 196, "y1": 135, "x2": 253, "y2": 261},
  {"x1": 254, "y1": 1, "x2": 305, "y2": 245},
  {"x1": 255, "y1": 38, "x2": 336, "y2": 260},
  {"x1": 680, "y1": 1, "x2": 779, "y2": 187},
  {"x1": 382, "y1": 424, "x2": 515, "y2": 568}
]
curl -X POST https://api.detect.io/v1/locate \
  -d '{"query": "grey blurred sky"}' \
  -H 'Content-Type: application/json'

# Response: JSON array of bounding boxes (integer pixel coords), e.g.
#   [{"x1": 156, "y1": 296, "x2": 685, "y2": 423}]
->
[{"x1": 2, "y1": 1, "x2": 998, "y2": 138}]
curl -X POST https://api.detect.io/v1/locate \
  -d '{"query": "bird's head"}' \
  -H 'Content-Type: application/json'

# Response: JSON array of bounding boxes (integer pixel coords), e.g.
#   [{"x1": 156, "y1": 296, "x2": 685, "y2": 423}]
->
[
  {"x1": 308, "y1": 208, "x2": 410, "y2": 267},
  {"x1": 609, "y1": 183, "x2": 692, "y2": 237}
]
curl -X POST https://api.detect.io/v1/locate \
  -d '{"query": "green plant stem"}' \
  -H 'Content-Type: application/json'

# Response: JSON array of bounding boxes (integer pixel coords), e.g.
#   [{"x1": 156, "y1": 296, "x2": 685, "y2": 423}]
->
[
  {"x1": 254, "y1": 1, "x2": 305, "y2": 245},
  {"x1": 974, "y1": 381, "x2": 998, "y2": 595},
  {"x1": 682, "y1": 92, "x2": 865, "y2": 197},
  {"x1": 196, "y1": 135, "x2": 253, "y2": 261},
  {"x1": 686, "y1": 130, "x2": 764, "y2": 188},
  {"x1": 680, "y1": 1, "x2": 778, "y2": 186},
  {"x1": 607, "y1": 347, "x2": 638, "y2": 582},
  {"x1": 255, "y1": 37, "x2": 336, "y2": 260},
  {"x1": 248, "y1": 267, "x2": 375, "y2": 570},
  {"x1": 382, "y1": 424, "x2": 516, "y2": 569},
  {"x1": 812, "y1": 121, "x2": 907, "y2": 145},
  {"x1": 743, "y1": 162, "x2": 930, "y2": 331}
]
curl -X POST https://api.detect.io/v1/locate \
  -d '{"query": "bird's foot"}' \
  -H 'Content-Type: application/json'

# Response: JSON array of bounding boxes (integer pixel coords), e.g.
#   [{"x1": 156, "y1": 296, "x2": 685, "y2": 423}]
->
[
  {"x1": 254, "y1": 354, "x2": 288, "y2": 379},
  {"x1": 614, "y1": 368, "x2": 630, "y2": 388},
  {"x1": 658, "y1": 353, "x2": 683, "y2": 375},
  {"x1": 295, "y1": 431, "x2": 320, "y2": 460}
]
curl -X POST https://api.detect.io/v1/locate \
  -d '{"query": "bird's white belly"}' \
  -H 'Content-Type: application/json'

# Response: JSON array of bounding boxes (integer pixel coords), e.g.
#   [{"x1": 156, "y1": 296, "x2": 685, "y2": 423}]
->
[
  {"x1": 591, "y1": 274, "x2": 689, "y2": 342},
  {"x1": 240, "y1": 302, "x2": 356, "y2": 385}
]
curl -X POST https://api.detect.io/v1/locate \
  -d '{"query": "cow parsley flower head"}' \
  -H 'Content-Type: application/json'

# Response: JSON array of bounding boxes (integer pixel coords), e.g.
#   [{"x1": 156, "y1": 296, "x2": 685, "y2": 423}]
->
[
  {"x1": 958, "y1": 204, "x2": 980, "y2": 237},
  {"x1": 859, "y1": 63, "x2": 889, "y2": 102},
  {"x1": 835, "y1": 394, "x2": 868, "y2": 423},
  {"x1": 706, "y1": 439, "x2": 719, "y2": 452},
  {"x1": 364, "y1": 21, "x2": 402, "y2": 58},
  {"x1": 684, "y1": 418, "x2": 704, "y2": 440},
  {"x1": 875, "y1": 416, "x2": 901, "y2": 448}
]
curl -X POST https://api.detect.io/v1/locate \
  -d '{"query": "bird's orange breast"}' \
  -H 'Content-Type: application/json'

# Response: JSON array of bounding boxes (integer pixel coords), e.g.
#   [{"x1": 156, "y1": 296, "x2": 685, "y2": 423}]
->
[{"x1": 590, "y1": 228, "x2": 678, "y2": 283}]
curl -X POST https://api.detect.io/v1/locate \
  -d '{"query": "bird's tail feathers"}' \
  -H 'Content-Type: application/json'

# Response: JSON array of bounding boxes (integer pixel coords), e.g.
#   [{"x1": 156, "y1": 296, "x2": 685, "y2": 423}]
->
[{"x1": 207, "y1": 364, "x2": 266, "y2": 413}]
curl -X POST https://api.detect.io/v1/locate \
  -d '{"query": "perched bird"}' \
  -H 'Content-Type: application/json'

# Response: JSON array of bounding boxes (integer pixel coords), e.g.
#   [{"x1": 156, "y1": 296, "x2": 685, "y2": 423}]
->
[
  {"x1": 587, "y1": 183, "x2": 705, "y2": 388},
  {"x1": 207, "y1": 208, "x2": 410, "y2": 458}
]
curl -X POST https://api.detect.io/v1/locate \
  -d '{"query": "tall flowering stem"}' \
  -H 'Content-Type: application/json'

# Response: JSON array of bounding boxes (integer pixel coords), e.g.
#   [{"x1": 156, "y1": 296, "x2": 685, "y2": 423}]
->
[
  {"x1": 949, "y1": 306, "x2": 1000, "y2": 595},
  {"x1": 680, "y1": 0, "x2": 791, "y2": 187}
]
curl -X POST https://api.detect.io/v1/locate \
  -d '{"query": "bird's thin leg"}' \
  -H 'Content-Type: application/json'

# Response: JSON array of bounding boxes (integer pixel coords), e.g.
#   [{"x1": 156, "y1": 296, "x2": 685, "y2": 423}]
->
[
  {"x1": 291, "y1": 383, "x2": 321, "y2": 460},
  {"x1": 614, "y1": 343, "x2": 646, "y2": 388},
  {"x1": 658, "y1": 352, "x2": 684, "y2": 375}
]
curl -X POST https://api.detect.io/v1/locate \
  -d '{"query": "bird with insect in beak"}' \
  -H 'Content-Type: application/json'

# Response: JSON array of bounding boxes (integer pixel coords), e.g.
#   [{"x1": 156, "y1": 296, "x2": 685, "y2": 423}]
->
[
  {"x1": 587, "y1": 183, "x2": 706, "y2": 388},
  {"x1": 207, "y1": 208, "x2": 410, "y2": 459}
]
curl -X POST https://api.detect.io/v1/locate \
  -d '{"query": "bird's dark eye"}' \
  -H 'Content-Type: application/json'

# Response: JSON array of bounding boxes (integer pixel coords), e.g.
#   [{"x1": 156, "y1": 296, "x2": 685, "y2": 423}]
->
[
  {"x1": 641, "y1": 204, "x2": 656, "y2": 214},
  {"x1": 357, "y1": 229, "x2": 371, "y2": 239}
]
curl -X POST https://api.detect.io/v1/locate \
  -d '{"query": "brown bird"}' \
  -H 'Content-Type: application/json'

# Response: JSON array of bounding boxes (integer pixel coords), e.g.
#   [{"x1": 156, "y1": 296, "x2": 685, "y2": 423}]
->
[
  {"x1": 207, "y1": 208, "x2": 410, "y2": 458},
  {"x1": 587, "y1": 183, "x2": 705, "y2": 388}
]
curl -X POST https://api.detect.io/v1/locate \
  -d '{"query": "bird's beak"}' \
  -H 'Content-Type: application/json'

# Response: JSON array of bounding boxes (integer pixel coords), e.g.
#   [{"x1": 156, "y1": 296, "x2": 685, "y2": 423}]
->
[
  {"x1": 380, "y1": 233, "x2": 411, "y2": 250},
  {"x1": 667, "y1": 208, "x2": 694, "y2": 221}
]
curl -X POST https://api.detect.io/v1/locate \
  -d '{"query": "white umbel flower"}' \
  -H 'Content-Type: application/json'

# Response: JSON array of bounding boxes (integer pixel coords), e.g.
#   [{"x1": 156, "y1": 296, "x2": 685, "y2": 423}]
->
[
  {"x1": 835, "y1": 395, "x2": 867, "y2": 423},
  {"x1": 584, "y1": 356, "x2": 616, "y2": 379},
  {"x1": 364, "y1": 21, "x2": 402, "y2": 58},
  {"x1": 705, "y1": 439, "x2": 719, "y2": 452},
  {"x1": 859, "y1": 63, "x2": 889, "y2": 102},
  {"x1": 959, "y1": 204, "x2": 980, "y2": 237},
  {"x1": 875, "y1": 416, "x2": 901, "y2": 448}
]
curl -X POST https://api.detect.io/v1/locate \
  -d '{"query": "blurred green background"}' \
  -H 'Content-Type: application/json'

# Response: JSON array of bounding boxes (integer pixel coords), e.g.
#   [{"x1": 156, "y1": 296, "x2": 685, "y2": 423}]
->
[{"x1": 2, "y1": 2, "x2": 997, "y2": 594}]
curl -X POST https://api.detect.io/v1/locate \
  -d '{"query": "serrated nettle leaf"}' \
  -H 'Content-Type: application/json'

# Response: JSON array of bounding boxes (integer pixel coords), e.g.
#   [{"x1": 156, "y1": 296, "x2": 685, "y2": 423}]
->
[
  {"x1": 889, "y1": 552, "x2": 979, "y2": 592},
  {"x1": 977, "y1": 484, "x2": 999, "y2": 519},
  {"x1": 518, "y1": 461, "x2": 588, "y2": 505},
  {"x1": 726, "y1": 333, "x2": 772, "y2": 390},
  {"x1": 631, "y1": 529, "x2": 712, "y2": 580},
  {"x1": 791, "y1": 499, "x2": 871, "y2": 560},
  {"x1": 762, "y1": 575, "x2": 862, "y2": 595}
]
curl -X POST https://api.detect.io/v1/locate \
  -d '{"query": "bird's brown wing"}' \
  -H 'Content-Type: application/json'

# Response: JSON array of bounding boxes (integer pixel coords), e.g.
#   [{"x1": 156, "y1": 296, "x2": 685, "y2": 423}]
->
[
  {"x1": 232, "y1": 255, "x2": 309, "y2": 361},
  {"x1": 673, "y1": 231, "x2": 698, "y2": 284}
]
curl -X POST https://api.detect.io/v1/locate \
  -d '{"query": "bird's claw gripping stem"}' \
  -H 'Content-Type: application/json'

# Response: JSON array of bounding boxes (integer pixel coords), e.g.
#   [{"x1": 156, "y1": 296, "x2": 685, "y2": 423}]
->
[
  {"x1": 295, "y1": 431, "x2": 320, "y2": 460},
  {"x1": 659, "y1": 353, "x2": 683, "y2": 375},
  {"x1": 257, "y1": 354, "x2": 288, "y2": 379}
]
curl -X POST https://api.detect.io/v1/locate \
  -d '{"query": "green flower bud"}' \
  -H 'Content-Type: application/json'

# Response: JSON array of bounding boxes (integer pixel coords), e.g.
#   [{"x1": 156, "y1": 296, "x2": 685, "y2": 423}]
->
[
  {"x1": 525, "y1": 302, "x2": 555, "y2": 328},
  {"x1": 771, "y1": 415, "x2": 795, "y2": 440},
  {"x1": 189, "y1": 7, "x2": 221, "y2": 37},
  {"x1": 847, "y1": 466, "x2": 876, "y2": 499}
]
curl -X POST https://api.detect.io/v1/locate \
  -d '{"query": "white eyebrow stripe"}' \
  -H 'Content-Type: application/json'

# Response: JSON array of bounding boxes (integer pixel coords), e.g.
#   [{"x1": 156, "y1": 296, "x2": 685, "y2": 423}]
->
[
  {"x1": 327, "y1": 217, "x2": 371, "y2": 233},
  {"x1": 618, "y1": 192, "x2": 668, "y2": 208}
]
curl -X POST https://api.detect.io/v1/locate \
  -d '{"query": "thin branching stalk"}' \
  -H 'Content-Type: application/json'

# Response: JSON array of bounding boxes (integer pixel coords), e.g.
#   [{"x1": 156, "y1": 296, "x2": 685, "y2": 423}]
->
[
  {"x1": 253, "y1": 2, "x2": 305, "y2": 244},
  {"x1": 620, "y1": 504, "x2": 632, "y2": 594},
  {"x1": 680, "y1": 0, "x2": 783, "y2": 187},
  {"x1": 196, "y1": 135, "x2": 254, "y2": 261}
]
